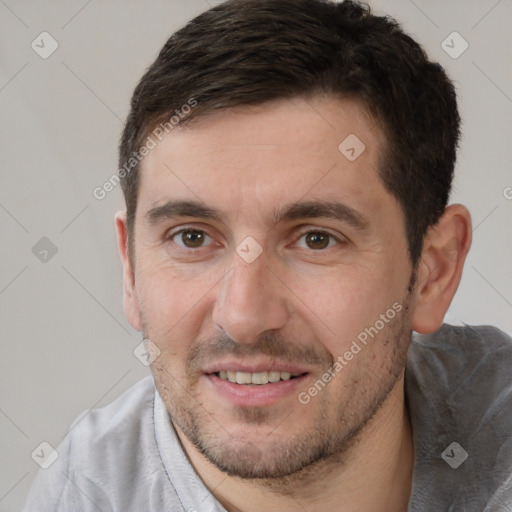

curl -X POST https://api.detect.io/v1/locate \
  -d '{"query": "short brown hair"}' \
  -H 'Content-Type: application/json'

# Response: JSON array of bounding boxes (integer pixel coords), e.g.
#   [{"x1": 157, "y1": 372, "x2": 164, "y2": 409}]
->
[{"x1": 119, "y1": 0, "x2": 460, "y2": 265}]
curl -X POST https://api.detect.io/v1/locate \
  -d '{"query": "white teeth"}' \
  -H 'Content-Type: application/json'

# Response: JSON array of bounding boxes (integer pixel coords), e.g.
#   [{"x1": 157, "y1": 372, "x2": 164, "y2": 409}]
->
[
  {"x1": 268, "y1": 371, "x2": 281, "y2": 383},
  {"x1": 217, "y1": 370, "x2": 302, "y2": 385},
  {"x1": 236, "y1": 372, "x2": 252, "y2": 384},
  {"x1": 251, "y1": 372, "x2": 268, "y2": 384}
]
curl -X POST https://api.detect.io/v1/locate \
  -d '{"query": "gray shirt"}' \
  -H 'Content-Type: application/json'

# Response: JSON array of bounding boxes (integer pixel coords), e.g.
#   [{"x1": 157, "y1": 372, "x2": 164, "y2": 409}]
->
[{"x1": 23, "y1": 324, "x2": 512, "y2": 511}]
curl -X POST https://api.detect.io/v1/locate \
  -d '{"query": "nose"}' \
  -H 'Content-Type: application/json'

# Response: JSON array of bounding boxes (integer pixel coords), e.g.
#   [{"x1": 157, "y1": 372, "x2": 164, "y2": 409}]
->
[{"x1": 212, "y1": 251, "x2": 290, "y2": 344}]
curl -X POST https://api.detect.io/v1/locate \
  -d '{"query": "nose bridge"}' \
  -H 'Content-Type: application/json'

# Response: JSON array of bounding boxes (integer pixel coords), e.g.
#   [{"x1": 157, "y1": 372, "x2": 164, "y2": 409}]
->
[{"x1": 212, "y1": 251, "x2": 288, "y2": 343}]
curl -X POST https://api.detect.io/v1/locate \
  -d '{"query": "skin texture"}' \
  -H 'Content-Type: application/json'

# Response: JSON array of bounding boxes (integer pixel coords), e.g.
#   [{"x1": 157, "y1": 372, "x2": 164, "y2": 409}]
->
[{"x1": 116, "y1": 96, "x2": 472, "y2": 511}]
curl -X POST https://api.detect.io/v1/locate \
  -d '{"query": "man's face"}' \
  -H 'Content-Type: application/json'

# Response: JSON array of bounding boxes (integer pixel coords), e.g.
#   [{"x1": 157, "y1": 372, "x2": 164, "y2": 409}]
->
[{"x1": 128, "y1": 96, "x2": 416, "y2": 478}]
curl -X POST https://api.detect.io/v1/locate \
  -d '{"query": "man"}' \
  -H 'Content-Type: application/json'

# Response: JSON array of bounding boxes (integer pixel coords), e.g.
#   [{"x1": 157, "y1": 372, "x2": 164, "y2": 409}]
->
[{"x1": 24, "y1": 0, "x2": 512, "y2": 510}]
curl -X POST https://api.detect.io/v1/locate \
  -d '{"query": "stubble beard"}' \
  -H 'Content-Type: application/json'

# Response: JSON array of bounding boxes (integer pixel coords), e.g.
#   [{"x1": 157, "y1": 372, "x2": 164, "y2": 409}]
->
[{"x1": 148, "y1": 293, "x2": 413, "y2": 491}]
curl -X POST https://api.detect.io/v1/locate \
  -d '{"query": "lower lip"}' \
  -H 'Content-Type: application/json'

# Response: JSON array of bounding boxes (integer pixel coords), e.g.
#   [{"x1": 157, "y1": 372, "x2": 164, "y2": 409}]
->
[{"x1": 205, "y1": 373, "x2": 309, "y2": 407}]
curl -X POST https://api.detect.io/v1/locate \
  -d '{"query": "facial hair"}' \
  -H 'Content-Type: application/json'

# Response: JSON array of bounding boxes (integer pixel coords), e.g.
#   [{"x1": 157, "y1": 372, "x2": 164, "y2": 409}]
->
[{"x1": 148, "y1": 292, "x2": 413, "y2": 490}]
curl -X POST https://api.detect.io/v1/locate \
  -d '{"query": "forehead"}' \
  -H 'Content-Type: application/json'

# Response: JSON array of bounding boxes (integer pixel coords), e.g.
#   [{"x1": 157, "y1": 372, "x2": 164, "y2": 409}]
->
[{"x1": 137, "y1": 96, "x2": 391, "y2": 224}]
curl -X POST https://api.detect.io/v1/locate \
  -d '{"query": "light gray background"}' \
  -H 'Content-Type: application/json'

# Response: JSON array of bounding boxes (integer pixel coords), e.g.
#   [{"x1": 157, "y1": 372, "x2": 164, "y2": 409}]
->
[{"x1": 0, "y1": 1, "x2": 511, "y2": 510}]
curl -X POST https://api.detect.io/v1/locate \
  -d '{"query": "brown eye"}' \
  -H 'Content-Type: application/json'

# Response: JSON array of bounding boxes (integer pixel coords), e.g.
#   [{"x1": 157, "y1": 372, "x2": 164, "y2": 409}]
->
[
  {"x1": 296, "y1": 231, "x2": 338, "y2": 250},
  {"x1": 173, "y1": 229, "x2": 211, "y2": 248},
  {"x1": 305, "y1": 232, "x2": 330, "y2": 249}
]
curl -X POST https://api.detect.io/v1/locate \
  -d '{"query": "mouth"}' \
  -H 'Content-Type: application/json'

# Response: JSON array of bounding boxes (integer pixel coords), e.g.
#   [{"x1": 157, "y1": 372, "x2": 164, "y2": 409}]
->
[
  {"x1": 214, "y1": 370, "x2": 305, "y2": 385},
  {"x1": 203, "y1": 364, "x2": 311, "y2": 407}
]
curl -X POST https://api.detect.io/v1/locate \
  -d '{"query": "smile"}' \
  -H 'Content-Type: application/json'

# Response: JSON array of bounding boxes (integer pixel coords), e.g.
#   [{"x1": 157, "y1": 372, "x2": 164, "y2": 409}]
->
[{"x1": 216, "y1": 370, "x2": 304, "y2": 385}]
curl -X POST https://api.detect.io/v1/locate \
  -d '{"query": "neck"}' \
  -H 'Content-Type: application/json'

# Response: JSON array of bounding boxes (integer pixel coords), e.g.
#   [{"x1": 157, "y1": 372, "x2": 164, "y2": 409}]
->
[{"x1": 176, "y1": 376, "x2": 414, "y2": 512}]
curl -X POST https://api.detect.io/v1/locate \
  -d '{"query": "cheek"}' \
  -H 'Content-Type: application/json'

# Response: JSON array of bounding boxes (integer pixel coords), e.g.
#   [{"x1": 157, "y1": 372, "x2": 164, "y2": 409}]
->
[
  {"x1": 136, "y1": 262, "x2": 216, "y2": 347},
  {"x1": 291, "y1": 266, "x2": 401, "y2": 352}
]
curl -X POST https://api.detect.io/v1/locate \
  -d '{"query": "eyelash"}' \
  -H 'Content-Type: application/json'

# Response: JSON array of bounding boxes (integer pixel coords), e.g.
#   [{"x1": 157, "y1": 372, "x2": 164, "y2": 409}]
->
[
  {"x1": 294, "y1": 228, "x2": 343, "y2": 250},
  {"x1": 166, "y1": 226, "x2": 345, "y2": 252},
  {"x1": 168, "y1": 228, "x2": 215, "y2": 250}
]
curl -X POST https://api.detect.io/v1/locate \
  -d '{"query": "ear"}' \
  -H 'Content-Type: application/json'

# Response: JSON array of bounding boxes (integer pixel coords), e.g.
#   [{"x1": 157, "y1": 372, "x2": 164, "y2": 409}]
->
[
  {"x1": 115, "y1": 211, "x2": 142, "y2": 332},
  {"x1": 412, "y1": 204, "x2": 472, "y2": 334}
]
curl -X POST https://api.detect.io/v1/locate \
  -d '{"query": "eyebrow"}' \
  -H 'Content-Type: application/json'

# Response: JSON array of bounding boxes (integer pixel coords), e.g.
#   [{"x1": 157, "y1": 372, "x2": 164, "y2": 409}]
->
[
  {"x1": 145, "y1": 199, "x2": 370, "y2": 232},
  {"x1": 145, "y1": 200, "x2": 221, "y2": 225},
  {"x1": 275, "y1": 200, "x2": 370, "y2": 232}
]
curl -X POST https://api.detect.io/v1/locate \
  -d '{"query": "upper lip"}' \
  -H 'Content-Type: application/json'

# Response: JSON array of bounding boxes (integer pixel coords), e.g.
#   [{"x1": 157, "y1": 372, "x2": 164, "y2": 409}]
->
[{"x1": 203, "y1": 359, "x2": 311, "y2": 375}]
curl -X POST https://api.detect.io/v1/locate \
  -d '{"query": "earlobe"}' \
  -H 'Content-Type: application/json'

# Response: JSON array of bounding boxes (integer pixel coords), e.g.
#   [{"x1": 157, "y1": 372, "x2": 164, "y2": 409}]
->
[
  {"x1": 412, "y1": 204, "x2": 472, "y2": 334},
  {"x1": 114, "y1": 211, "x2": 142, "y2": 332}
]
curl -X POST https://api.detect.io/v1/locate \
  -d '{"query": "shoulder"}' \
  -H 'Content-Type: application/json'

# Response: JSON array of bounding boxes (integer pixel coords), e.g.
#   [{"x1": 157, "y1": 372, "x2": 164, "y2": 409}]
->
[
  {"x1": 407, "y1": 323, "x2": 512, "y2": 390},
  {"x1": 406, "y1": 323, "x2": 512, "y2": 417},
  {"x1": 412, "y1": 323, "x2": 512, "y2": 350},
  {"x1": 72, "y1": 374, "x2": 156, "y2": 446},
  {"x1": 406, "y1": 324, "x2": 512, "y2": 508},
  {"x1": 66, "y1": 375, "x2": 161, "y2": 484},
  {"x1": 23, "y1": 376, "x2": 173, "y2": 511}
]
